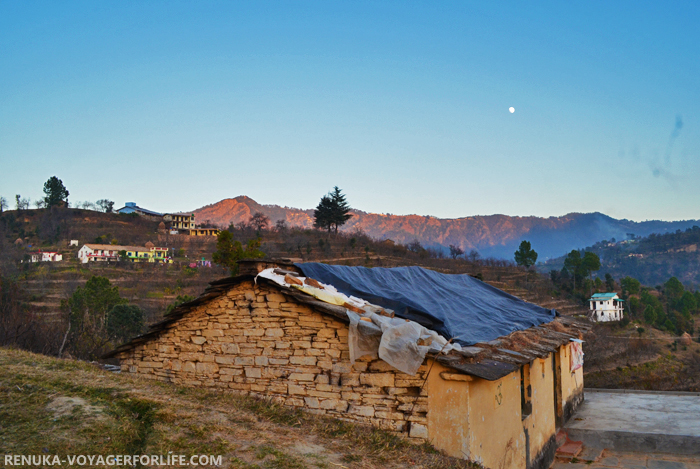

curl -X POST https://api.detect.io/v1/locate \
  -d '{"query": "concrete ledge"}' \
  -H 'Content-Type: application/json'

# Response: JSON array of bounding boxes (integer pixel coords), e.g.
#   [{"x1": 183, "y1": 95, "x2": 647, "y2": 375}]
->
[
  {"x1": 585, "y1": 388, "x2": 700, "y2": 397},
  {"x1": 564, "y1": 428, "x2": 700, "y2": 455}
]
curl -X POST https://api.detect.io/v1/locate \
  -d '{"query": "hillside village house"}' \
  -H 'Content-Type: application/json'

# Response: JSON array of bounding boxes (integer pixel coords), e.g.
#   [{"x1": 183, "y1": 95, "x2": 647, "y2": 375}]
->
[
  {"x1": 78, "y1": 243, "x2": 172, "y2": 264},
  {"x1": 28, "y1": 251, "x2": 62, "y2": 262},
  {"x1": 116, "y1": 202, "x2": 164, "y2": 221},
  {"x1": 163, "y1": 212, "x2": 195, "y2": 230},
  {"x1": 115, "y1": 203, "x2": 220, "y2": 236},
  {"x1": 106, "y1": 260, "x2": 590, "y2": 469},
  {"x1": 588, "y1": 293, "x2": 624, "y2": 322},
  {"x1": 163, "y1": 213, "x2": 220, "y2": 236}
]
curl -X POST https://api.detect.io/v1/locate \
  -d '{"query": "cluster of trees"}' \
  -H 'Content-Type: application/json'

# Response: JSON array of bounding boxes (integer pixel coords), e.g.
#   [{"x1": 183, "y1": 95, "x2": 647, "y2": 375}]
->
[
  {"x1": 212, "y1": 230, "x2": 265, "y2": 275},
  {"x1": 623, "y1": 276, "x2": 698, "y2": 335},
  {"x1": 549, "y1": 249, "x2": 602, "y2": 296},
  {"x1": 60, "y1": 276, "x2": 144, "y2": 359}
]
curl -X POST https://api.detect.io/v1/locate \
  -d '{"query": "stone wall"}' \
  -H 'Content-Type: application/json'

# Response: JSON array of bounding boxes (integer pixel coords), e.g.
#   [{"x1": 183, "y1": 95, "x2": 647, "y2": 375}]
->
[{"x1": 117, "y1": 280, "x2": 430, "y2": 439}]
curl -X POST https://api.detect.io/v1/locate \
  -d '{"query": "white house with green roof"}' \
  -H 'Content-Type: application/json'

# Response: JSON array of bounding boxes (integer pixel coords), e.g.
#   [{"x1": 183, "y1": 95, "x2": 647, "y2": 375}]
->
[{"x1": 588, "y1": 292, "x2": 624, "y2": 322}]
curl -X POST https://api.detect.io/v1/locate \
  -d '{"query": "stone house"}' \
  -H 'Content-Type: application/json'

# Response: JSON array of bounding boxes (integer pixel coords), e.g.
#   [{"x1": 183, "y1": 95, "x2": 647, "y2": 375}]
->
[{"x1": 106, "y1": 260, "x2": 590, "y2": 469}]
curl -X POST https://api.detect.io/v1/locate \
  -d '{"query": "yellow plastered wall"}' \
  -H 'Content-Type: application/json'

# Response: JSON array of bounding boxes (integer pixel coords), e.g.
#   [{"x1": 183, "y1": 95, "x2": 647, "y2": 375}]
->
[
  {"x1": 439, "y1": 354, "x2": 557, "y2": 469},
  {"x1": 559, "y1": 344, "x2": 584, "y2": 405},
  {"x1": 522, "y1": 354, "x2": 556, "y2": 461},
  {"x1": 465, "y1": 371, "x2": 527, "y2": 469},
  {"x1": 426, "y1": 362, "x2": 471, "y2": 459}
]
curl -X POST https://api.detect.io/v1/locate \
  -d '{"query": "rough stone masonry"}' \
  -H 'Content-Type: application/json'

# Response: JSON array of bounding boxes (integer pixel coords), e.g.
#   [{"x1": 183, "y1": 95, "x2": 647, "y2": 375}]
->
[{"x1": 116, "y1": 280, "x2": 431, "y2": 439}]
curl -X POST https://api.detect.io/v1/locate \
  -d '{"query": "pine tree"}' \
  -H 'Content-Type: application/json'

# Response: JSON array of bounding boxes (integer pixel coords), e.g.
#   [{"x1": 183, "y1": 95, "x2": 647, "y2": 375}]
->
[
  {"x1": 514, "y1": 240, "x2": 538, "y2": 268},
  {"x1": 314, "y1": 187, "x2": 352, "y2": 233},
  {"x1": 43, "y1": 176, "x2": 69, "y2": 208}
]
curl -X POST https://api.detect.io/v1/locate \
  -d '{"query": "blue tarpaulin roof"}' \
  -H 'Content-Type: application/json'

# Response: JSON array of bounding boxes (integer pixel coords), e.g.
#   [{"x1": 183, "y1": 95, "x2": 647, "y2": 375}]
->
[{"x1": 295, "y1": 263, "x2": 556, "y2": 346}]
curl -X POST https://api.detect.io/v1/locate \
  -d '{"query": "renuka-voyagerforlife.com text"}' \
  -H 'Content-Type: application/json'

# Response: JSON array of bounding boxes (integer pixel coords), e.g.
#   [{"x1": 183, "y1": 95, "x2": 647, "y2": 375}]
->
[{"x1": 3, "y1": 454, "x2": 223, "y2": 467}]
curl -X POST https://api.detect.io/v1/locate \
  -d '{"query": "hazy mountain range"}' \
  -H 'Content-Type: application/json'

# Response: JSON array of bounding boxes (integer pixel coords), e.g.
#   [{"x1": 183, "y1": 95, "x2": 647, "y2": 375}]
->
[{"x1": 193, "y1": 196, "x2": 700, "y2": 261}]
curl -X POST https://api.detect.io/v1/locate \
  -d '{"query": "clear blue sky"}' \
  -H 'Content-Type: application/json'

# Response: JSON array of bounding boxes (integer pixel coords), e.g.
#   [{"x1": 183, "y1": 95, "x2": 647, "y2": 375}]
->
[{"x1": 1, "y1": 1, "x2": 698, "y2": 221}]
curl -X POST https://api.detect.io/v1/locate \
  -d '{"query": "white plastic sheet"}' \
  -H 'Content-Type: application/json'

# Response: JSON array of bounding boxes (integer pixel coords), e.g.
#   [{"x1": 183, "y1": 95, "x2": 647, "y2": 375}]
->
[
  {"x1": 347, "y1": 311, "x2": 462, "y2": 375},
  {"x1": 347, "y1": 312, "x2": 381, "y2": 363}
]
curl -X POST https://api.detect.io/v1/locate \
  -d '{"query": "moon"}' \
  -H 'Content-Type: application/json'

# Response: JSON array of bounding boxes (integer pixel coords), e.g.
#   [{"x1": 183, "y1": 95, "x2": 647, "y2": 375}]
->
[{"x1": 509, "y1": 107, "x2": 515, "y2": 113}]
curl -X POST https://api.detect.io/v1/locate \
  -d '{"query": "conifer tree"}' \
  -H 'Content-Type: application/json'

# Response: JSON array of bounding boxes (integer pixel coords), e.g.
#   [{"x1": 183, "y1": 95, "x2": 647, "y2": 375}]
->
[
  {"x1": 314, "y1": 186, "x2": 352, "y2": 233},
  {"x1": 43, "y1": 176, "x2": 69, "y2": 208},
  {"x1": 514, "y1": 240, "x2": 538, "y2": 268}
]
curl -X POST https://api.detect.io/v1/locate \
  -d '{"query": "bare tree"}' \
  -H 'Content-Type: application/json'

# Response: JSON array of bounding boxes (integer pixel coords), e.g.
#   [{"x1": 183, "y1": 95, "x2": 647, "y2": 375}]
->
[
  {"x1": 96, "y1": 199, "x2": 114, "y2": 213},
  {"x1": 467, "y1": 249, "x2": 481, "y2": 263},
  {"x1": 15, "y1": 195, "x2": 30, "y2": 210},
  {"x1": 449, "y1": 244, "x2": 465, "y2": 259},
  {"x1": 0, "y1": 196, "x2": 7, "y2": 212},
  {"x1": 249, "y1": 212, "x2": 270, "y2": 231},
  {"x1": 275, "y1": 219, "x2": 288, "y2": 232}
]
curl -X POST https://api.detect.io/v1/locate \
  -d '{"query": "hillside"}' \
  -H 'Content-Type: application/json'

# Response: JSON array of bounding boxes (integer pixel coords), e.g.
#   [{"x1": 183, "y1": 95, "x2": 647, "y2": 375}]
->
[
  {"x1": 582, "y1": 321, "x2": 700, "y2": 392},
  {"x1": 193, "y1": 196, "x2": 700, "y2": 260},
  {"x1": 1, "y1": 207, "x2": 592, "y2": 360},
  {"x1": 0, "y1": 208, "x2": 226, "y2": 325},
  {"x1": 6, "y1": 206, "x2": 699, "y2": 394},
  {"x1": 541, "y1": 226, "x2": 700, "y2": 288},
  {"x1": 0, "y1": 347, "x2": 473, "y2": 469}
]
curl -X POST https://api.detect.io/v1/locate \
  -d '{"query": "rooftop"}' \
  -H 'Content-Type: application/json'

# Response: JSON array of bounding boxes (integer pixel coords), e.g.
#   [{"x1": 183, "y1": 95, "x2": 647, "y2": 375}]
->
[
  {"x1": 590, "y1": 293, "x2": 619, "y2": 300},
  {"x1": 117, "y1": 203, "x2": 163, "y2": 217}
]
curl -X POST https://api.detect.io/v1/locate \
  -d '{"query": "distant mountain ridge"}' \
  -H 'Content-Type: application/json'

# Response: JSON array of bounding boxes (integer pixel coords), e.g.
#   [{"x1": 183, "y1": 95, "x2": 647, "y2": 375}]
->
[{"x1": 193, "y1": 196, "x2": 700, "y2": 260}]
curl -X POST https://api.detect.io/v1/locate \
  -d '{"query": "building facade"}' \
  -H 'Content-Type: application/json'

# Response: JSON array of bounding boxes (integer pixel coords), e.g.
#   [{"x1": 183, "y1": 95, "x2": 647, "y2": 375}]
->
[
  {"x1": 28, "y1": 251, "x2": 63, "y2": 262},
  {"x1": 78, "y1": 244, "x2": 172, "y2": 264},
  {"x1": 588, "y1": 293, "x2": 624, "y2": 322},
  {"x1": 164, "y1": 212, "x2": 195, "y2": 230}
]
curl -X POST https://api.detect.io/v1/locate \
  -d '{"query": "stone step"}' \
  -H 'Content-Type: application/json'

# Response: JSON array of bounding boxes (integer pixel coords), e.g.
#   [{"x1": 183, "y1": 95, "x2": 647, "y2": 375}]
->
[
  {"x1": 556, "y1": 440, "x2": 583, "y2": 459},
  {"x1": 555, "y1": 429, "x2": 584, "y2": 459},
  {"x1": 576, "y1": 446, "x2": 604, "y2": 463},
  {"x1": 556, "y1": 429, "x2": 568, "y2": 448}
]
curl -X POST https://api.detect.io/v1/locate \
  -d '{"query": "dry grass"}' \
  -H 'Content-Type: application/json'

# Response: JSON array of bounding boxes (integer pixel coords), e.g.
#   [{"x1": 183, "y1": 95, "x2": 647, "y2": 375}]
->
[{"x1": 0, "y1": 347, "x2": 479, "y2": 469}]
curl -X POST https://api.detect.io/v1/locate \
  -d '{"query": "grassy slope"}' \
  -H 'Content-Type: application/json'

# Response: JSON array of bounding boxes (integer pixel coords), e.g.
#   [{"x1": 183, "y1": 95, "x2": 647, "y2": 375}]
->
[{"x1": 0, "y1": 348, "x2": 477, "y2": 469}]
